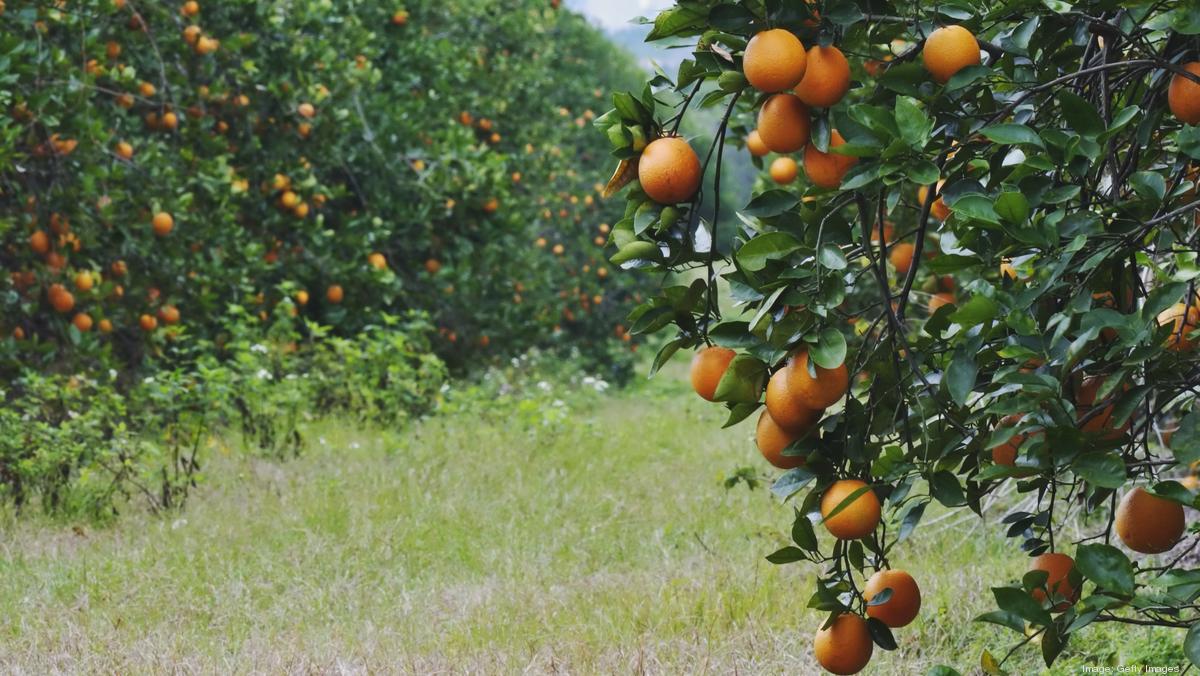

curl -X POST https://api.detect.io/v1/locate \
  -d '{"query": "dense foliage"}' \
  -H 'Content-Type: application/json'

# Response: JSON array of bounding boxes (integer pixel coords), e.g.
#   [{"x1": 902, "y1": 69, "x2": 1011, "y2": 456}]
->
[
  {"x1": 0, "y1": 0, "x2": 647, "y2": 516},
  {"x1": 600, "y1": 0, "x2": 1200, "y2": 670}
]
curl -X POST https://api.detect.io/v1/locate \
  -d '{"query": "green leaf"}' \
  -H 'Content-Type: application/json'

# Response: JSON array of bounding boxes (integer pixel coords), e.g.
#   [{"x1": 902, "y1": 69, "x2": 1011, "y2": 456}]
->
[
  {"x1": 1073, "y1": 452, "x2": 1126, "y2": 489},
  {"x1": 867, "y1": 618, "x2": 898, "y2": 650},
  {"x1": 1130, "y1": 171, "x2": 1167, "y2": 202},
  {"x1": 1185, "y1": 622, "x2": 1200, "y2": 667},
  {"x1": 1057, "y1": 91, "x2": 1105, "y2": 137},
  {"x1": 946, "y1": 350, "x2": 977, "y2": 406},
  {"x1": 766, "y1": 546, "x2": 805, "y2": 564},
  {"x1": 610, "y1": 240, "x2": 661, "y2": 266},
  {"x1": 904, "y1": 160, "x2": 940, "y2": 185},
  {"x1": 792, "y1": 508, "x2": 818, "y2": 550},
  {"x1": 949, "y1": 295, "x2": 998, "y2": 328},
  {"x1": 818, "y1": 243, "x2": 849, "y2": 270},
  {"x1": 980, "y1": 124, "x2": 1045, "y2": 148},
  {"x1": 930, "y1": 470, "x2": 967, "y2": 507},
  {"x1": 992, "y1": 586, "x2": 1052, "y2": 625},
  {"x1": 894, "y1": 96, "x2": 931, "y2": 148},
  {"x1": 995, "y1": 192, "x2": 1031, "y2": 224},
  {"x1": 809, "y1": 328, "x2": 847, "y2": 370},
  {"x1": 712, "y1": 354, "x2": 767, "y2": 404},
  {"x1": 1173, "y1": 412, "x2": 1200, "y2": 466},
  {"x1": 736, "y1": 232, "x2": 802, "y2": 271},
  {"x1": 950, "y1": 195, "x2": 1001, "y2": 224},
  {"x1": 743, "y1": 190, "x2": 800, "y2": 218},
  {"x1": 772, "y1": 466, "x2": 816, "y2": 500},
  {"x1": 1076, "y1": 544, "x2": 1134, "y2": 595}
]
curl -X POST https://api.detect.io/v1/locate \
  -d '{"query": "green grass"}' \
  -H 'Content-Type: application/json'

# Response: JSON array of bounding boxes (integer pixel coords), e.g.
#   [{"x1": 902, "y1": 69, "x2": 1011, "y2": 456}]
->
[{"x1": 0, "y1": 367, "x2": 1186, "y2": 673}]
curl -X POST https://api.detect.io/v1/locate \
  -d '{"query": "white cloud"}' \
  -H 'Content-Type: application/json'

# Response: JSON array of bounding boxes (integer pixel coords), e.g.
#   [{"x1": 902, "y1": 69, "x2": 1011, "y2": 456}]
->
[{"x1": 568, "y1": 0, "x2": 669, "y2": 29}]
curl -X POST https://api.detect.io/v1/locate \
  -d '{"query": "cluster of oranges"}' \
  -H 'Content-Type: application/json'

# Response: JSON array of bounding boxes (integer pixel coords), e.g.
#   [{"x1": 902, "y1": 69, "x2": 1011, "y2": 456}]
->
[{"x1": 688, "y1": 345, "x2": 922, "y2": 674}]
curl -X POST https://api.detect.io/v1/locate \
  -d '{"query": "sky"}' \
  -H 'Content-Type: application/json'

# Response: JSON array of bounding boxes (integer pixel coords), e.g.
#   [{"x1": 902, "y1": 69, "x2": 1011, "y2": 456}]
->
[{"x1": 567, "y1": 0, "x2": 670, "y2": 30}]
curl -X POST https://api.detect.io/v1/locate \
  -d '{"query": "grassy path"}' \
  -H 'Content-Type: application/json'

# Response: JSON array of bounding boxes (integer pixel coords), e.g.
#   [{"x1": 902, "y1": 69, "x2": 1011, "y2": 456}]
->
[{"x1": 0, "y1": 371, "x2": 1183, "y2": 673}]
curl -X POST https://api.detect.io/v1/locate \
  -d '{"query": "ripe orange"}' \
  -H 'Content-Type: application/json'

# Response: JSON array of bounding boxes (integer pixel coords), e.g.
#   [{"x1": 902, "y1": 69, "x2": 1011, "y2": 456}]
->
[
  {"x1": 889, "y1": 242, "x2": 916, "y2": 275},
  {"x1": 181, "y1": 0, "x2": 199, "y2": 17},
  {"x1": 1115, "y1": 487, "x2": 1186, "y2": 554},
  {"x1": 72, "y1": 313, "x2": 93, "y2": 333},
  {"x1": 864, "y1": 569, "x2": 921, "y2": 628},
  {"x1": 158, "y1": 305, "x2": 180, "y2": 324},
  {"x1": 297, "y1": 102, "x2": 315, "y2": 118},
  {"x1": 152, "y1": 212, "x2": 174, "y2": 237},
  {"x1": 49, "y1": 285, "x2": 75, "y2": 313},
  {"x1": 746, "y1": 130, "x2": 769, "y2": 157},
  {"x1": 161, "y1": 111, "x2": 179, "y2": 130},
  {"x1": 392, "y1": 9, "x2": 409, "y2": 25},
  {"x1": 98, "y1": 319, "x2": 114, "y2": 334},
  {"x1": 1169, "y1": 62, "x2": 1200, "y2": 125},
  {"x1": 115, "y1": 141, "x2": 134, "y2": 160},
  {"x1": 785, "y1": 350, "x2": 849, "y2": 409},
  {"x1": 917, "y1": 182, "x2": 951, "y2": 220},
  {"x1": 756, "y1": 93, "x2": 811, "y2": 153},
  {"x1": 1075, "y1": 374, "x2": 1129, "y2": 435},
  {"x1": 139, "y1": 314, "x2": 158, "y2": 332},
  {"x1": 425, "y1": 258, "x2": 442, "y2": 274},
  {"x1": 928, "y1": 291, "x2": 955, "y2": 313},
  {"x1": 638, "y1": 137, "x2": 702, "y2": 205},
  {"x1": 803, "y1": 129, "x2": 856, "y2": 189},
  {"x1": 368, "y1": 252, "x2": 388, "y2": 270},
  {"x1": 813, "y1": 613, "x2": 873, "y2": 675},
  {"x1": 743, "y1": 29, "x2": 808, "y2": 93},
  {"x1": 755, "y1": 410, "x2": 807, "y2": 469},
  {"x1": 30, "y1": 230, "x2": 50, "y2": 254},
  {"x1": 765, "y1": 365, "x2": 824, "y2": 432},
  {"x1": 552, "y1": 243, "x2": 565, "y2": 255},
  {"x1": 820, "y1": 479, "x2": 881, "y2": 540},
  {"x1": 1029, "y1": 552, "x2": 1078, "y2": 611},
  {"x1": 1158, "y1": 302, "x2": 1200, "y2": 351},
  {"x1": 991, "y1": 414, "x2": 1026, "y2": 466},
  {"x1": 794, "y1": 45, "x2": 851, "y2": 108},
  {"x1": 769, "y1": 156, "x2": 798, "y2": 184},
  {"x1": 690, "y1": 346, "x2": 736, "y2": 401},
  {"x1": 326, "y1": 285, "x2": 344, "y2": 304},
  {"x1": 923, "y1": 25, "x2": 981, "y2": 84},
  {"x1": 74, "y1": 271, "x2": 94, "y2": 292},
  {"x1": 295, "y1": 290, "x2": 309, "y2": 306}
]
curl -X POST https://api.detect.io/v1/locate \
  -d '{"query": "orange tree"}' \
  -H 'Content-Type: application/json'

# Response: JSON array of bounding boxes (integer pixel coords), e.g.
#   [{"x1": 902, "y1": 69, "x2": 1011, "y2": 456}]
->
[
  {"x1": 0, "y1": 0, "x2": 644, "y2": 381},
  {"x1": 598, "y1": 0, "x2": 1200, "y2": 671}
]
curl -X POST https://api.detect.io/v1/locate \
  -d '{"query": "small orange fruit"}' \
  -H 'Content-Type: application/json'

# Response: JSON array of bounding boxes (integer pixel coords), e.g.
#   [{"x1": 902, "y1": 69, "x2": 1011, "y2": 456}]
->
[
  {"x1": 889, "y1": 242, "x2": 916, "y2": 275},
  {"x1": 152, "y1": 212, "x2": 174, "y2": 236},
  {"x1": 864, "y1": 569, "x2": 921, "y2": 628},
  {"x1": 74, "y1": 271, "x2": 94, "y2": 292},
  {"x1": 928, "y1": 291, "x2": 955, "y2": 313},
  {"x1": 794, "y1": 45, "x2": 851, "y2": 108},
  {"x1": 72, "y1": 313, "x2": 93, "y2": 333},
  {"x1": 1115, "y1": 487, "x2": 1186, "y2": 554},
  {"x1": 1169, "y1": 62, "x2": 1200, "y2": 125},
  {"x1": 813, "y1": 613, "x2": 873, "y2": 675},
  {"x1": 803, "y1": 129, "x2": 856, "y2": 189},
  {"x1": 690, "y1": 346, "x2": 736, "y2": 401},
  {"x1": 30, "y1": 230, "x2": 50, "y2": 254},
  {"x1": 917, "y1": 181, "x2": 951, "y2": 221},
  {"x1": 1158, "y1": 302, "x2": 1200, "y2": 351},
  {"x1": 326, "y1": 285, "x2": 344, "y2": 304},
  {"x1": 765, "y1": 365, "x2": 824, "y2": 432},
  {"x1": 923, "y1": 25, "x2": 981, "y2": 84},
  {"x1": 746, "y1": 130, "x2": 769, "y2": 157},
  {"x1": 368, "y1": 252, "x2": 387, "y2": 270},
  {"x1": 755, "y1": 411, "x2": 807, "y2": 469},
  {"x1": 757, "y1": 93, "x2": 810, "y2": 153},
  {"x1": 785, "y1": 350, "x2": 849, "y2": 409},
  {"x1": 769, "y1": 156, "x2": 798, "y2": 184},
  {"x1": 297, "y1": 102, "x2": 315, "y2": 118},
  {"x1": 820, "y1": 479, "x2": 881, "y2": 540},
  {"x1": 743, "y1": 29, "x2": 808, "y2": 93},
  {"x1": 638, "y1": 137, "x2": 702, "y2": 204},
  {"x1": 425, "y1": 258, "x2": 442, "y2": 274},
  {"x1": 115, "y1": 141, "x2": 134, "y2": 160},
  {"x1": 139, "y1": 314, "x2": 158, "y2": 332},
  {"x1": 98, "y1": 319, "x2": 114, "y2": 334},
  {"x1": 1029, "y1": 552, "x2": 1078, "y2": 611}
]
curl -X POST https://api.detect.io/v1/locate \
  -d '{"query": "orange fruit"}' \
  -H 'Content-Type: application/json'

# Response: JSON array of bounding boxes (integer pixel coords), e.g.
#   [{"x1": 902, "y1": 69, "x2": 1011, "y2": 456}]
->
[
  {"x1": 74, "y1": 271, "x2": 94, "y2": 292},
  {"x1": 98, "y1": 319, "x2": 114, "y2": 334},
  {"x1": 152, "y1": 212, "x2": 174, "y2": 237},
  {"x1": 785, "y1": 350, "x2": 849, "y2": 410},
  {"x1": 769, "y1": 156, "x2": 798, "y2": 184},
  {"x1": 746, "y1": 130, "x2": 769, "y2": 157},
  {"x1": 158, "y1": 305, "x2": 180, "y2": 324},
  {"x1": 49, "y1": 285, "x2": 75, "y2": 313},
  {"x1": 295, "y1": 290, "x2": 309, "y2": 306},
  {"x1": 139, "y1": 314, "x2": 158, "y2": 332},
  {"x1": 991, "y1": 414, "x2": 1027, "y2": 466},
  {"x1": 889, "y1": 242, "x2": 916, "y2": 275},
  {"x1": 115, "y1": 141, "x2": 134, "y2": 160},
  {"x1": 917, "y1": 182, "x2": 951, "y2": 220},
  {"x1": 72, "y1": 313, "x2": 93, "y2": 333},
  {"x1": 928, "y1": 291, "x2": 955, "y2": 313},
  {"x1": 1076, "y1": 374, "x2": 1129, "y2": 435},
  {"x1": 756, "y1": 93, "x2": 811, "y2": 153},
  {"x1": 552, "y1": 243, "x2": 565, "y2": 256},
  {"x1": 1029, "y1": 552, "x2": 1078, "y2": 611},
  {"x1": 1169, "y1": 62, "x2": 1200, "y2": 125},
  {"x1": 326, "y1": 285, "x2": 344, "y2": 304},
  {"x1": 30, "y1": 230, "x2": 50, "y2": 254},
  {"x1": 755, "y1": 410, "x2": 807, "y2": 469},
  {"x1": 813, "y1": 613, "x2": 873, "y2": 675},
  {"x1": 1158, "y1": 302, "x2": 1200, "y2": 351},
  {"x1": 794, "y1": 45, "x2": 851, "y2": 108},
  {"x1": 638, "y1": 137, "x2": 702, "y2": 204},
  {"x1": 765, "y1": 365, "x2": 824, "y2": 433},
  {"x1": 297, "y1": 102, "x2": 315, "y2": 118},
  {"x1": 367, "y1": 252, "x2": 387, "y2": 270},
  {"x1": 181, "y1": 0, "x2": 199, "y2": 17},
  {"x1": 743, "y1": 29, "x2": 808, "y2": 93},
  {"x1": 820, "y1": 479, "x2": 881, "y2": 540},
  {"x1": 864, "y1": 569, "x2": 921, "y2": 628},
  {"x1": 690, "y1": 346, "x2": 736, "y2": 401},
  {"x1": 425, "y1": 258, "x2": 442, "y2": 274},
  {"x1": 803, "y1": 129, "x2": 856, "y2": 189},
  {"x1": 1115, "y1": 487, "x2": 1186, "y2": 554},
  {"x1": 923, "y1": 26, "x2": 981, "y2": 84}
]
